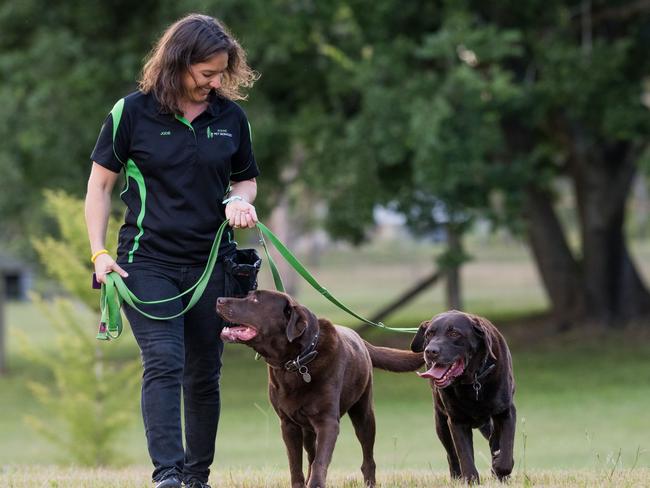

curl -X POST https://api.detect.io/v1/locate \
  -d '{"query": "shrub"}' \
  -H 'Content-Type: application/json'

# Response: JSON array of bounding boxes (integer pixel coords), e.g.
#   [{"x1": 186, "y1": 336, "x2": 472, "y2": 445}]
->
[{"x1": 19, "y1": 189, "x2": 140, "y2": 466}]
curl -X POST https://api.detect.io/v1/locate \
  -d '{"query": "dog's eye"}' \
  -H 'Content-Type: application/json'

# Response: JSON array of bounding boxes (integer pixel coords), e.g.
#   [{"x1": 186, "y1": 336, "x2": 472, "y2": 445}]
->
[{"x1": 447, "y1": 329, "x2": 461, "y2": 338}]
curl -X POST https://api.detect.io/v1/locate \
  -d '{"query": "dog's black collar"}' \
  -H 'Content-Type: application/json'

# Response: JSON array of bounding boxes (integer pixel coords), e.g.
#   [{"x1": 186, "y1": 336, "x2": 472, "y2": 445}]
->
[
  {"x1": 476, "y1": 360, "x2": 496, "y2": 382},
  {"x1": 472, "y1": 358, "x2": 496, "y2": 400},
  {"x1": 284, "y1": 330, "x2": 319, "y2": 382}
]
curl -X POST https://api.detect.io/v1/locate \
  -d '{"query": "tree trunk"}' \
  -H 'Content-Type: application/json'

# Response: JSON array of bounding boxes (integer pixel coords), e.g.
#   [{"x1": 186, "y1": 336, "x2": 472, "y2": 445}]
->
[
  {"x1": 571, "y1": 142, "x2": 650, "y2": 324},
  {"x1": 264, "y1": 144, "x2": 308, "y2": 297},
  {"x1": 502, "y1": 119, "x2": 589, "y2": 326},
  {"x1": 0, "y1": 275, "x2": 6, "y2": 375},
  {"x1": 522, "y1": 185, "x2": 588, "y2": 327},
  {"x1": 445, "y1": 226, "x2": 463, "y2": 310},
  {"x1": 268, "y1": 194, "x2": 300, "y2": 296}
]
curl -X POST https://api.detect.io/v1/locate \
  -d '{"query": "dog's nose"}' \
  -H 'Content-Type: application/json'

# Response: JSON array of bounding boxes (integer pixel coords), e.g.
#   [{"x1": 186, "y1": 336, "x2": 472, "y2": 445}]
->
[
  {"x1": 425, "y1": 344, "x2": 440, "y2": 359},
  {"x1": 217, "y1": 297, "x2": 226, "y2": 306}
]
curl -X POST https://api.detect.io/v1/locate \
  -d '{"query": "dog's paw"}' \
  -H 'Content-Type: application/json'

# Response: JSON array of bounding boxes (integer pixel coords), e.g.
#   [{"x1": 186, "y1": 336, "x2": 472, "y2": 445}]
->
[{"x1": 491, "y1": 454, "x2": 514, "y2": 481}]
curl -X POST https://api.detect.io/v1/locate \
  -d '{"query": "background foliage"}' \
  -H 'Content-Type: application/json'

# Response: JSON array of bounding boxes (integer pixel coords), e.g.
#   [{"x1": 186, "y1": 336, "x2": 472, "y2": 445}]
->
[
  {"x1": 15, "y1": 191, "x2": 139, "y2": 465},
  {"x1": 2, "y1": 0, "x2": 649, "y2": 324},
  {"x1": 0, "y1": 0, "x2": 649, "y2": 476}
]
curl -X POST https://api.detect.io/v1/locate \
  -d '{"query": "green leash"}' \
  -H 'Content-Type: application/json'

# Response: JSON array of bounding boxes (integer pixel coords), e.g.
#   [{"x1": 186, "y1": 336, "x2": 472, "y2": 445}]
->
[
  {"x1": 255, "y1": 222, "x2": 418, "y2": 333},
  {"x1": 97, "y1": 220, "x2": 229, "y2": 340},
  {"x1": 97, "y1": 220, "x2": 418, "y2": 340}
]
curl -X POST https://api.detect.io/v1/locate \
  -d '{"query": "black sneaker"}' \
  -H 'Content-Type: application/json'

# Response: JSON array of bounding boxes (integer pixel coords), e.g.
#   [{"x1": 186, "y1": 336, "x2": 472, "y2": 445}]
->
[
  {"x1": 155, "y1": 476, "x2": 182, "y2": 488},
  {"x1": 184, "y1": 480, "x2": 211, "y2": 488}
]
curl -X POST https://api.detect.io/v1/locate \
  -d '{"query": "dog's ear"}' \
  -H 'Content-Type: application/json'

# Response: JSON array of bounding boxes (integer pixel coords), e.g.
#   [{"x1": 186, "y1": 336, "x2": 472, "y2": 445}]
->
[
  {"x1": 410, "y1": 320, "x2": 430, "y2": 352},
  {"x1": 285, "y1": 304, "x2": 309, "y2": 342},
  {"x1": 470, "y1": 315, "x2": 497, "y2": 360}
]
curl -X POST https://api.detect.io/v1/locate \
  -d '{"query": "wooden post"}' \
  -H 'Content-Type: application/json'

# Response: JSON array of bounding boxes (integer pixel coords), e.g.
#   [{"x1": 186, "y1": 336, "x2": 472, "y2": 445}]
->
[
  {"x1": 0, "y1": 274, "x2": 6, "y2": 375},
  {"x1": 445, "y1": 226, "x2": 463, "y2": 311}
]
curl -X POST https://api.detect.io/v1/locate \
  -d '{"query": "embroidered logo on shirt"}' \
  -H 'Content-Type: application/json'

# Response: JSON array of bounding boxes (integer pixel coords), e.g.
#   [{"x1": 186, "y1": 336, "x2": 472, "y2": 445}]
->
[
  {"x1": 160, "y1": 130, "x2": 171, "y2": 136},
  {"x1": 207, "y1": 126, "x2": 232, "y2": 139}
]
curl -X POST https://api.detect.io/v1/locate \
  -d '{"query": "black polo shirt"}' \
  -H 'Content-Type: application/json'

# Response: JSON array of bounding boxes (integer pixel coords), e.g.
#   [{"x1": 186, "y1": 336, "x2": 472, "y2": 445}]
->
[{"x1": 90, "y1": 91, "x2": 259, "y2": 265}]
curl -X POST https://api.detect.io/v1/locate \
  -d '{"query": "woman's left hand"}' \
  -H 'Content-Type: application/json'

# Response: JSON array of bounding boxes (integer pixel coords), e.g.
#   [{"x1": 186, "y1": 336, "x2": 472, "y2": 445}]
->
[{"x1": 225, "y1": 199, "x2": 258, "y2": 229}]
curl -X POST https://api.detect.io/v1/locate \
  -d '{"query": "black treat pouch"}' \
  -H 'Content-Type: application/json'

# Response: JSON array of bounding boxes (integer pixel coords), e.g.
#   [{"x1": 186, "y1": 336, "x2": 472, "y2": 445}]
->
[{"x1": 224, "y1": 248, "x2": 262, "y2": 297}]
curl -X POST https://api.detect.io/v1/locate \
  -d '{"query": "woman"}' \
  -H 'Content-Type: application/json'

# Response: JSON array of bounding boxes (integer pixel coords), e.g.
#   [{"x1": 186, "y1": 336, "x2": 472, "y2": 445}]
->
[{"x1": 84, "y1": 14, "x2": 259, "y2": 488}]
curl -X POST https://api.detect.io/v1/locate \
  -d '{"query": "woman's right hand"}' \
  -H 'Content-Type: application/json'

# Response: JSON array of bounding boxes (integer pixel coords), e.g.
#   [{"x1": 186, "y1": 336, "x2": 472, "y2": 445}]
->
[{"x1": 94, "y1": 253, "x2": 129, "y2": 284}]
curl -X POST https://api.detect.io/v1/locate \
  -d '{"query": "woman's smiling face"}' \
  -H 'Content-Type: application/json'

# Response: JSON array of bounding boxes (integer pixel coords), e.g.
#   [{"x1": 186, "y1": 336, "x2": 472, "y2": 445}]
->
[{"x1": 181, "y1": 51, "x2": 229, "y2": 104}]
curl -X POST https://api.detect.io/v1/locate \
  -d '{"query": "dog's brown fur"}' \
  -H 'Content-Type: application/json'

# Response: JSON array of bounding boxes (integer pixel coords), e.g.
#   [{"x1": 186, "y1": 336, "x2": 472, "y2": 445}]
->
[
  {"x1": 217, "y1": 290, "x2": 424, "y2": 488},
  {"x1": 411, "y1": 311, "x2": 516, "y2": 484}
]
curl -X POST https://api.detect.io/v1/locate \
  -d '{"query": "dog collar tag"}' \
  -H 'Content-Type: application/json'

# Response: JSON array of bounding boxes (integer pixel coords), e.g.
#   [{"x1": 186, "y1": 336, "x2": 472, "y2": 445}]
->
[
  {"x1": 473, "y1": 378, "x2": 481, "y2": 400},
  {"x1": 299, "y1": 366, "x2": 312, "y2": 383}
]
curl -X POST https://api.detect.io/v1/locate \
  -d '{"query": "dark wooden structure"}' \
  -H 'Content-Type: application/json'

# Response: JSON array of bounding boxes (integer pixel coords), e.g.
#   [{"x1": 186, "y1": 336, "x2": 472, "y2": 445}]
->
[{"x1": 0, "y1": 254, "x2": 32, "y2": 375}]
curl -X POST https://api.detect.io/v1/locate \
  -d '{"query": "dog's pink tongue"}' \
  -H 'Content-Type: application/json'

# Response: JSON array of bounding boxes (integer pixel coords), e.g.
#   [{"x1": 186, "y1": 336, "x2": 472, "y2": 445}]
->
[
  {"x1": 417, "y1": 363, "x2": 450, "y2": 380},
  {"x1": 220, "y1": 326, "x2": 257, "y2": 342}
]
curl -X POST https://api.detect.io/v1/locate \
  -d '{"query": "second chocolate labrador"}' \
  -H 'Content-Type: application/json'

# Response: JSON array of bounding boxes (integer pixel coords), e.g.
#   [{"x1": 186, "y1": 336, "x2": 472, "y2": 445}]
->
[{"x1": 411, "y1": 310, "x2": 516, "y2": 484}]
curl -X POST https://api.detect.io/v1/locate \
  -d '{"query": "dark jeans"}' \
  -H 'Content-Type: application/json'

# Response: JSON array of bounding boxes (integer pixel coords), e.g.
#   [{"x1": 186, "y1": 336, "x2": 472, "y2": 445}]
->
[{"x1": 121, "y1": 258, "x2": 227, "y2": 483}]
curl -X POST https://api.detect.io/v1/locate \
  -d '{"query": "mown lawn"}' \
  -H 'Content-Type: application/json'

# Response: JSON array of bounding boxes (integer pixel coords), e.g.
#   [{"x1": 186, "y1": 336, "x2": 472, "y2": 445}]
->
[
  {"x1": 3, "y1": 309, "x2": 649, "y2": 476},
  {"x1": 1, "y1": 235, "x2": 649, "y2": 485},
  {"x1": 2, "y1": 466, "x2": 650, "y2": 487}
]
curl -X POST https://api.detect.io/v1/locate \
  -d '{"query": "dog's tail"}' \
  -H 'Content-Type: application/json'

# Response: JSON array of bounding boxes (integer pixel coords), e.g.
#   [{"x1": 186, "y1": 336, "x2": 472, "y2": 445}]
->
[{"x1": 363, "y1": 340, "x2": 425, "y2": 372}]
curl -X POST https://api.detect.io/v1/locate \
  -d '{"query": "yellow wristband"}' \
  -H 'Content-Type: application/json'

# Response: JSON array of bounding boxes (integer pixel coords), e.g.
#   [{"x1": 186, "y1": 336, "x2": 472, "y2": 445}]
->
[{"x1": 91, "y1": 249, "x2": 109, "y2": 263}]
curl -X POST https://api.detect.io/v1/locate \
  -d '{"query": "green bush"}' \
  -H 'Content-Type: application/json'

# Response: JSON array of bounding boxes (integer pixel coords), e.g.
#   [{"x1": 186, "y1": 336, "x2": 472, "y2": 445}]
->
[
  {"x1": 19, "y1": 189, "x2": 140, "y2": 466},
  {"x1": 33, "y1": 189, "x2": 121, "y2": 310},
  {"x1": 18, "y1": 297, "x2": 139, "y2": 466}
]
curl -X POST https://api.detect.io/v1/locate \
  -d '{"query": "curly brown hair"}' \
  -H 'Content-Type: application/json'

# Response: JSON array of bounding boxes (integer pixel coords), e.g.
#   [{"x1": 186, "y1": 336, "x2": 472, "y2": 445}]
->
[{"x1": 139, "y1": 14, "x2": 259, "y2": 114}]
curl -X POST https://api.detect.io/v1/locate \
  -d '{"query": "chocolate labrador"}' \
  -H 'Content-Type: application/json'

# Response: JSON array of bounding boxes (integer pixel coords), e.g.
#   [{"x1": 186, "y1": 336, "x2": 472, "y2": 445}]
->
[
  {"x1": 216, "y1": 290, "x2": 424, "y2": 488},
  {"x1": 410, "y1": 310, "x2": 516, "y2": 484}
]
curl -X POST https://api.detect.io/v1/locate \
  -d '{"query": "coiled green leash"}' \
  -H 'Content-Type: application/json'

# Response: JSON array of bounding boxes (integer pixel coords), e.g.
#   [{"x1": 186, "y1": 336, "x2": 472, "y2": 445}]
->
[{"x1": 97, "y1": 219, "x2": 229, "y2": 340}]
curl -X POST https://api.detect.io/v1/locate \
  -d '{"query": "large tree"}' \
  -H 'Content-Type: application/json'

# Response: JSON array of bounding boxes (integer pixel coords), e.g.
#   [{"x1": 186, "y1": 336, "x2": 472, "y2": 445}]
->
[
  {"x1": 495, "y1": 0, "x2": 650, "y2": 325},
  {"x1": 0, "y1": 1, "x2": 290, "y2": 250},
  {"x1": 0, "y1": 1, "x2": 172, "y2": 247},
  {"x1": 264, "y1": 0, "x2": 650, "y2": 326},
  {"x1": 2, "y1": 0, "x2": 649, "y2": 327}
]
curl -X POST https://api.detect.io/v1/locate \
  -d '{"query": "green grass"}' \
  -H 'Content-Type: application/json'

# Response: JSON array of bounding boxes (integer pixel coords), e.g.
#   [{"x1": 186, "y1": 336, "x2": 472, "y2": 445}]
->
[
  {"x1": 1, "y1": 466, "x2": 649, "y2": 487},
  {"x1": 2, "y1": 234, "x2": 650, "y2": 482},
  {"x1": 2, "y1": 318, "x2": 649, "y2": 472}
]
